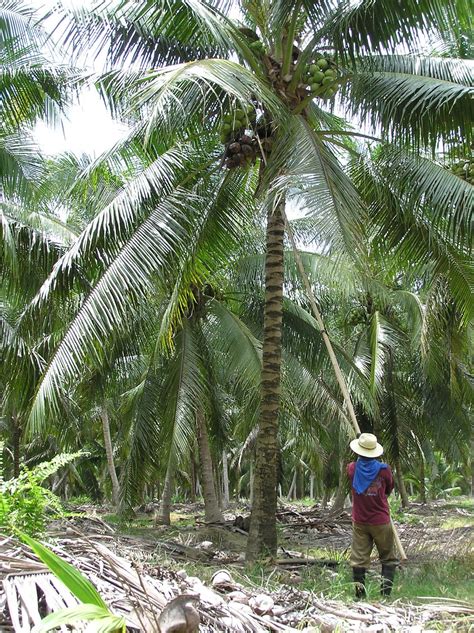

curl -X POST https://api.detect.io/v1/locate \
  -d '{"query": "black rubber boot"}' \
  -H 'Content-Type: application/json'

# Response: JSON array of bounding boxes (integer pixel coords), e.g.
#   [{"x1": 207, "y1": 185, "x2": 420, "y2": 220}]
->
[
  {"x1": 352, "y1": 567, "x2": 366, "y2": 600},
  {"x1": 381, "y1": 564, "x2": 396, "y2": 596}
]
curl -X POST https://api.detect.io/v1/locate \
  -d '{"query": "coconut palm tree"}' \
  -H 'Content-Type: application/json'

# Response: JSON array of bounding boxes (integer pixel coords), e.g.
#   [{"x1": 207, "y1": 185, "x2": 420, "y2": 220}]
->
[{"x1": 18, "y1": 0, "x2": 473, "y2": 559}]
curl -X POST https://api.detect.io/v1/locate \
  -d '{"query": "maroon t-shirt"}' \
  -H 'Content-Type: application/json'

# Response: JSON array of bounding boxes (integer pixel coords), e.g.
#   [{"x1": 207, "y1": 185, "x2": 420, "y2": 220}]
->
[{"x1": 347, "y1": 462, "x2": 394, "y2": 525}]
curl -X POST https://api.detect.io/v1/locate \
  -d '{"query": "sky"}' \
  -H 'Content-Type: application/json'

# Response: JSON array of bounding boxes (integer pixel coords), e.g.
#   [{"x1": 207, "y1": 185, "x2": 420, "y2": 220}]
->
[
  {"x1": 35, "y1": 88, "x2": 128, "y2": 157},
  {"x1": 30, "y1": 0, "x2": 127, "y2": 157}
]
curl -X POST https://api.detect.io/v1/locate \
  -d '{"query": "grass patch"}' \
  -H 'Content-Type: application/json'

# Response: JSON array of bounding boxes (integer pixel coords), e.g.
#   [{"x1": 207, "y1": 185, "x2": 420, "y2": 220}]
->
[
  {"x1": 287, "y1": 497, "x2": 317, "y2": 508},
  {"x1": 156, "y1": 555, "x2": 474, "y2": 606},
  {"x1": 442, "y1": 498, "x2": 474, "y2": 512},
  {"x1": 297, "y1": 559, "x2": 474, "y2": 603},
  {"x1": 396, "y1": 559, "x2": 474, "y2": 603},
  {"x1": 440, "y1": 516, "x2": 474, "y2": 529},
  {"x1": 103, "y1": 512, "x2": 195, "y2": 532}
]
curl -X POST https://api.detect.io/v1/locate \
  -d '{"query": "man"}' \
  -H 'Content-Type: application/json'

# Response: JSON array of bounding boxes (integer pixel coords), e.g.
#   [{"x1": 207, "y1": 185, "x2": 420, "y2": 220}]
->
[{"x1": 347, "y1": 433, "x2": 398, "y2": 599}]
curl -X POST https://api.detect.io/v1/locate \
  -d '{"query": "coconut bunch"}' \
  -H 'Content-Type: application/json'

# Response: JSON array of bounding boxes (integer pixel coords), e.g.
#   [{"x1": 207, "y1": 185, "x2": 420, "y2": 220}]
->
[
  {"x1": 451, "y1": 159, "x2": 474, "y2": 184},
  {"x1": 224, "y1": 133, "x2": 259, "y2": 169},
  {"x1": 219, "y1": 107, "x2": 256, "y2": 145},
  {"x1": 220, "y1": 105, "x2": 262, "y2": 169},
  {"x1": 304, "y1": 56, "x2": 339, "y2": 100}
]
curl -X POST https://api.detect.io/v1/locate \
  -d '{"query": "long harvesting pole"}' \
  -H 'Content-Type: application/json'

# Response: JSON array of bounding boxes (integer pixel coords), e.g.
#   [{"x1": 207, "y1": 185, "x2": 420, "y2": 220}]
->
[{"x1": 283, "y1": 211, "x2": 407, "y2": 561}]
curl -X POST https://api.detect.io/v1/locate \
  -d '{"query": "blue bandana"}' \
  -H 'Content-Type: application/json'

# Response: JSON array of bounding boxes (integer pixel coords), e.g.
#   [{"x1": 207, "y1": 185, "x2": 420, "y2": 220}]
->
[{"x1": 353, "y1": 456, "x2": 387, "y2": 494}]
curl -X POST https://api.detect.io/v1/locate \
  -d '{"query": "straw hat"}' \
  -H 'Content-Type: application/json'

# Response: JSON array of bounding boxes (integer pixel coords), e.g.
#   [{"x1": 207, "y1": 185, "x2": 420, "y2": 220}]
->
[{"x1": 350, "y1": 433, "x2": 384, "y2": 458}]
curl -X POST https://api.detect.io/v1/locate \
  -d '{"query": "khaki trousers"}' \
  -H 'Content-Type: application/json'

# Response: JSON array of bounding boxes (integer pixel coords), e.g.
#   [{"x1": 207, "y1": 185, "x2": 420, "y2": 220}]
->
[{"x1": 350, "y1": 521, "x2": 398, "y2": 568}]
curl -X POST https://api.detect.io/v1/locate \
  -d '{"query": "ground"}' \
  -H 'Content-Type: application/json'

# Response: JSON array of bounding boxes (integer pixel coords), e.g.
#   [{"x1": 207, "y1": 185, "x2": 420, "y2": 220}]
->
[
  {"x1": 2, "y1": 496, "x2": 473, "y2": 631},
  {"x1": 95, "y1": 496, "x2": 473, "y2": 602},
  {"x1": 79, "y1": 496, "x2": 473, "y2": 627}
]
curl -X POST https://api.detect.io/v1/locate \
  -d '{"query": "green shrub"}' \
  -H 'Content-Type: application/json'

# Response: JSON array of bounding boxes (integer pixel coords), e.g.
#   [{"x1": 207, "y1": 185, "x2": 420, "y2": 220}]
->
[{"x1": 0, "y1": 445, "x2": 83, "y2": 537}]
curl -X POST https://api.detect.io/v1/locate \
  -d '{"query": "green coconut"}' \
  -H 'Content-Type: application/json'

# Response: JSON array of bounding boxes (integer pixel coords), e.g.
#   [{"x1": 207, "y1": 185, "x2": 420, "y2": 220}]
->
[
  {"x1": 316, "y1": 58, "x2": 329, "y2": 70},
  {"x1": 324, "y1": 69, "x2": 336, "y2": 78},
  {"x1": 309, "y1": 64, "x2": 318, "y2": 73},
  {"x1": 250, "y1": 40, "x2": 265, "y2": 53},
  {"x1": 312, "y1": 70, "x2": 325, "y2": 83},
  {"x1": 322, "y1": 76, "x2": 335, "y2": 86}
]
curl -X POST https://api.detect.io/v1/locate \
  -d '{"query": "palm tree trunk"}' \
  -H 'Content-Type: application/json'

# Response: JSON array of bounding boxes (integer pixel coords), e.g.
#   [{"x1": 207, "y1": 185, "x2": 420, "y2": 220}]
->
[
  {"x1": 215, "y1": 462, "x2": 223, "y2": 508},
  {"x1": 331, "y1": 457, "x2": 347, "y2": 513},
  {"x1": 394, "y1": 457, "x2": 409, "y2": 507},
  {"x1": 196, "y1": 410, "x2": 224, "y2": 523},
  {"x1": 190, "y1": 452, "x2": 197, "y2": 502},
  {"x1": 471, "y1": 434, "x2": 474, "y2": 497},
  {"x1": 247, "y1": 200, "x2": 285, "y2": 560},
  {"x1": 322, "y1": 487, "x2": 329, "y2": 509},
  {"x1": 249, "y1": 460, "x2": 254, "y2": 504},
  {"x1": 287, "y1": 469, "x2": 297, "y2": 500},
  {"x1": 297, "y1": 464, "x2": 304, "y2": 499},
  {"x1": 309, "y1": 474, "x2": 315, "y2": 500},
  {"x1": 157, "y1": 453, "x2": 175, "y2": 525},
  {"x1": 418, "y1": 444, "x2": 427, "y2": 503},
  {"x1": 222, "y1": 449, "x2": 230, "y2": 509},
  {"x1": 12, "y1": 415, "x2": 22, "y2": 478},
  {"x1": 100, "y1": 409, "x2": 120, "y2": 508}
]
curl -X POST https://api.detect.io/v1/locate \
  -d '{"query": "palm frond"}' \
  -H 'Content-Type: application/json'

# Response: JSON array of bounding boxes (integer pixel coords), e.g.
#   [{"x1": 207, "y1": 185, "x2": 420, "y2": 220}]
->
[
  {"x1": 166, "y1": 322, "x2": 209, "y2": 459},
  {"x1": 52, "y1": 0, "x2": 231, "y2": 70},
  {"x1": 203, "y1": 297, "x2": 262, "y2": 390},
  {"x1": 283, "y1": 350, "x2": 353, "y2": 436},
  {"x1": 366, "y1": 311, "x2": 403, "y2": 396},
  {"x1": 25, "y1": 143, "x2": 259, "y2": 432},
  {"x1": 53, "y1": 0, "x2": 236, "y2": 69},
  {"x1": 320, "y1": 0, "x2": 467, "y2": 59},
  {"x1": 344, "y1": 55, "x2": 474, "y2": 150},
  {"x1": 155, "y1": 167, "x2": 258, "y2": 348},
  {"x1": 28, "y1": 142, "x2": 195, "y2": 308},
  {"x1": 0, "y1": 61, "x2": 77, "y2": 129},
  {"x1": 122, "y1": 58, "x2": 284, "y2": 143},
  {"x1": 25, "y1": 187, "x2": 191, "y2": 432},
  {"x1": 0, "y1": 1, "x2": 80, "y2": 130},
  {"x1": 0, "y1": 130, "x2": 43, "y2": 199},
  {"x1": 351, "y1": 151, "x2": 474, "y2": 325},
  {"x1": 282, "y1": 298, "x2": 376, "y2": 417},
  {"x1": 119, "y1": 359, "x2": 165, "y2": 504},
  {"x1": 268, "y1": 115, "x2": 367, "y2": 259},
  {"x1": 0, "y1": 0, "x2": 43, "y2": 50},
  {"x1": 0, "y1": 208, "x2": 65, "y2": 292},
  {"x1": 371, "y1": 145, "x2": 473, "y2": 249}
]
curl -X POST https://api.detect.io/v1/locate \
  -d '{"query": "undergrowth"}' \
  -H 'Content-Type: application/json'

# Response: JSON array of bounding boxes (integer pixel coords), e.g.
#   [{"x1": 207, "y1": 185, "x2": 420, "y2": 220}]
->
[{"x1": 0, "y1": 446, "x2": 83, "y2": 537}]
